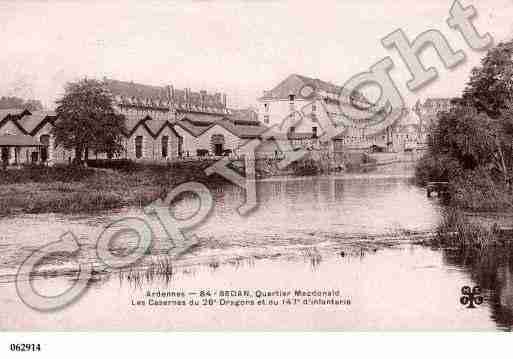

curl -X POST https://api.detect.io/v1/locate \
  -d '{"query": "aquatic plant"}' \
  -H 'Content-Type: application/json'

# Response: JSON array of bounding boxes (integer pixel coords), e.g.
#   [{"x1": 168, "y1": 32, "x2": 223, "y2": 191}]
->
[
  {"x1": 118, "y1": 257, "x2": 174, "y2": 286},
  {"x1": 433, "y1": 208, "x2": 511, "y2": 249}
]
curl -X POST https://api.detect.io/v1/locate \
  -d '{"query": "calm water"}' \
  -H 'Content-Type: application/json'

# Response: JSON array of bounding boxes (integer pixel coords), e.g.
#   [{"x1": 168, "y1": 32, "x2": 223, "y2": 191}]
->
[{"x1": 1, "y1": 173, "x2": 512, "y2": 330}]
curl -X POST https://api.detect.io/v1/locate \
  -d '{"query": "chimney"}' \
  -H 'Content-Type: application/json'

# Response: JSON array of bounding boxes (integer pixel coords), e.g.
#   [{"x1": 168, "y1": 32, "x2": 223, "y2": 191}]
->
[
  {"x1": 200, "y1": 90, "x2": 207, "y2": 108},
  {"x1": 167, "y1": 85, "x2": 175, "y2": 102},
  {"x1": 222, "y1": 93, "x2": 227, "y2": 108},
  {"x1": 184, "y1": 88, "x2": 189, "y2": 105}
]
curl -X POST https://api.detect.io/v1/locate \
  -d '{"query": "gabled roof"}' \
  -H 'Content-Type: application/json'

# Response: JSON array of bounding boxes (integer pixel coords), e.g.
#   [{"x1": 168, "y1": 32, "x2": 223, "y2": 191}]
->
[
  {"x1": 16, "y1": 110, "x2": 57, "y2": 135},
  {"x1": 259, "y1": 74, "x2": 369, "y2": 104},
  {"x1": 176, "y1": 117, "x2": 268, "y2": 139},
  {"x1": 124, "y1": 115, "x2": 180, "y2": 139},
  {"x1": 0, "y1": 108, "x2": 28, "y2": 121}
]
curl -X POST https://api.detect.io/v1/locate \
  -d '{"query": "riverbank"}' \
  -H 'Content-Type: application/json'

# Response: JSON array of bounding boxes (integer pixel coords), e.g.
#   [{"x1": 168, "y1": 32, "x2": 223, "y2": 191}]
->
[
  {"x1": 0, "y1": 162, "x2": 229, "y2": 216},
  {"x1": 0, "y1": 158, "x2": 418, "y2": 216}
]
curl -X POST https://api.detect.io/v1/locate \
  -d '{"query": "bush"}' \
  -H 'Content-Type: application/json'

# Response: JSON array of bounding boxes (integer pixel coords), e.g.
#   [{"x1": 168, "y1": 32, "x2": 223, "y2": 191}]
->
[
  {"x1": 86, "y1": 159, "x2": 137, "y2": 171},
  {"x1": 414, "y1": 153, "x2": 463, "y2": 186},
  {"x1": 449, "y1": 168, "x2": 513, "y2": 211},
  {"x1": 0, "y1": 165, "x2": 95, "y2": 185}
]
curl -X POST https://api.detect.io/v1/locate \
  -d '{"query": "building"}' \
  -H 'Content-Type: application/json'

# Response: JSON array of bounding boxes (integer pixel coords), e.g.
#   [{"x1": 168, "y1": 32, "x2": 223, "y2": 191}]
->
[
  {"x1": 0, "y1": 109, "x2": 61, "y2": 165},
  {"x1": 258, "y1": 74, "x2": 396, "y2": 154},
  {"x1": 414, "y1": 97, "x2": 454, "y2": 129},
  {"x1": 0, "y1": 79, "x2": 269, "y2": 165}
]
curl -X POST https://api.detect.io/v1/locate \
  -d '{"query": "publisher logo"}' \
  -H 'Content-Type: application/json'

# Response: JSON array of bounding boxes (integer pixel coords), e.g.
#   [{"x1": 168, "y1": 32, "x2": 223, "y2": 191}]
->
[{"x1": 460, "y1": 286, "x2": 483, "y2": 309}]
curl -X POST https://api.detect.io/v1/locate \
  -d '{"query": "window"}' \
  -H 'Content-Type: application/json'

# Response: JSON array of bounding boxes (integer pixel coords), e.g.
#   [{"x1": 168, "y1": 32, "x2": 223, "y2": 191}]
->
[
  {"x1": 312, "y1": 104, "x2": 316, "y2": 112},
  {"x1": 264, "y1": 115, "x2": 270, "y2": 124},
  {"x1": 264, "y1": 103, "x2": 269, "y2": 112},
  {"x1": 161, "y1": 136, "x2": 169, "y2": 158},
  {"x1": 289, "y1": 126, "x2": 295, "y2": 134},
  {"x1": 289, "y1": 94, "x2": 295, "y2": 103},
  {"x1": 135, "y1": 136, "x2": 143, "y2": 159},
  {"x1": 312, "y1": 127, "x2": 317, "y2": 138},
  {"x1": 40, "y1": 134, "x2": 50, "y2": 163}
]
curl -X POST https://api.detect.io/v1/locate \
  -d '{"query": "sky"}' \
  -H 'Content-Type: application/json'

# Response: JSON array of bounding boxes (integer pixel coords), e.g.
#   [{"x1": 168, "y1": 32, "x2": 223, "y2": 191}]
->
[{"x1": 1, "y1": 0, "x2": 512, "y2": 109}]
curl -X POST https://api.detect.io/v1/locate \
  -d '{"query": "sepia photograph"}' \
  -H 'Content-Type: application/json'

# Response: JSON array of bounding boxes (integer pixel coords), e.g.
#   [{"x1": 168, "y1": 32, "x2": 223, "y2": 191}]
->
[{"x1": 0, "y1": 0, "x2": 513, "y2": 347}]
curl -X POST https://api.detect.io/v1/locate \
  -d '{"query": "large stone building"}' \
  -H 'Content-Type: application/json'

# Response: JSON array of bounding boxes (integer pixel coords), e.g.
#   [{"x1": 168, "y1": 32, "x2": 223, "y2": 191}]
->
[
  {"x1": 414, "y1": 97, "x2": 454, "y2": 128},
  {"x1": 0, "y1": 80, "x2": 269, "y2": 166},
  {"x1": 257, "y1": 74, "x2": 396, "y2": 153}
]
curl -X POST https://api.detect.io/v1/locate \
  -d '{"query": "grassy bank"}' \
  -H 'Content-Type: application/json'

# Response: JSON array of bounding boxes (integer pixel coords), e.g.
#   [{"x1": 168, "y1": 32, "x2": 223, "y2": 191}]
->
[
  {"x1": 0, "y1": 162, "x2": 229, "y2": 216},
  {"x1": 430, "y1": 208, "x2": 513, "y2": 248}
]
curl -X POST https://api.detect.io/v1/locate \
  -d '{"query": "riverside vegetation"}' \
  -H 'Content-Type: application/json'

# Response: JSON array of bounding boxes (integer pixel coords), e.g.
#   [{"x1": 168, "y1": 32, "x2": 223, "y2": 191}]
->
[
  {"x1": 0, "y1": 154, "x2": 332, "y2": 216},
  {"x1": 0, "y1": 161, "x2": 229, "y2": 216},
  {"x1": 416, "y1": 41, "x2": 513, "y2": 247}
]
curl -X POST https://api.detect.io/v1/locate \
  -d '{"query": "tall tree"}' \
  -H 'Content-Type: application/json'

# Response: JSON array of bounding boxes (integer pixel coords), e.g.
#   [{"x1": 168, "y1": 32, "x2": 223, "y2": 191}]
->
[
  {"x1": 462, "y1": 41, "x2": 513, "y2": 119},
  {"x1": 52, "y1": 79, "x2": 126, "y2": 164}
]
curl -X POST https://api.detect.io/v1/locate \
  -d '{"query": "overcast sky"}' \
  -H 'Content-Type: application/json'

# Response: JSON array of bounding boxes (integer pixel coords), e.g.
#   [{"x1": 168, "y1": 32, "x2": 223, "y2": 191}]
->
[{"x1": 1, "y1": 0, "x2": 512, "y2": 109}]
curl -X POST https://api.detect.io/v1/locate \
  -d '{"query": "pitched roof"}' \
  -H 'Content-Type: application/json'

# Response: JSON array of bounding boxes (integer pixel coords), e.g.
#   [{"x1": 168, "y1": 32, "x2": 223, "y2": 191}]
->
[
  {"x1": 0, "y1": 109, "x2": 26, "y2": 120},
  {"x1": 104, "y1": 79, "x2": 170, "y2": 102},
  {"x1": 104, "y1": 78, "x2": 226, "y2": 111},
  {"x1": 228, "y1": 108, "x2": 258, "y2": 123},
  {"x1": 16, "y1": 111, "x2": 57, "y2": 135},
  {"x1": 176, "y1": 116, "x2": 268, "y2": 139},
  {"x1": 259, "y1": 74, "x2": 369, "y2": 105}
]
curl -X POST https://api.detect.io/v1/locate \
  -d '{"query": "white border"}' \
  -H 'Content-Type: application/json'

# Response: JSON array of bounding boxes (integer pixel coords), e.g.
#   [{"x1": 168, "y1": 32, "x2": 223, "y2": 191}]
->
[{"x1": 1, "y1": 332, "x2": 510, "y2": 359}]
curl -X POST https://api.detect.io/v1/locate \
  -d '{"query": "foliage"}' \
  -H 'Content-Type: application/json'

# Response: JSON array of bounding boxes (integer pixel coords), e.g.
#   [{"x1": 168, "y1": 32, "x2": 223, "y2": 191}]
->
[
  {"x1": 462, "y1": 40, "x2": 513, "y2": 119},
  {"x1": 0, "y1": 162, "x2": 229, "y2": 215},
  {"x1": 416, "y1": 41, "x2": 513, "y2": 210},
  {"x1": 86, "y1": 159, "x2": 137, "y2": 171},
  {"x1": 52, "y1": 79, "x2": 126, "y2": 163},
  {"x1": 449, "y1": 168, "x2": 513, "y2": 211},
  {"x1": 415, "y1": 153, "x2": 463, "y2": 185},
  {"x1": 428, "y1": 106, "x2": 511, "y2": 176}
]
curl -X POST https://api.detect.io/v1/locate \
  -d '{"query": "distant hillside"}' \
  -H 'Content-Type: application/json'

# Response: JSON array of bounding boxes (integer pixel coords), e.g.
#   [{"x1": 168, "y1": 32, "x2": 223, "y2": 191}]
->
[{"x1": 0, "y1": 96, "x2": 44, "y2": 111}]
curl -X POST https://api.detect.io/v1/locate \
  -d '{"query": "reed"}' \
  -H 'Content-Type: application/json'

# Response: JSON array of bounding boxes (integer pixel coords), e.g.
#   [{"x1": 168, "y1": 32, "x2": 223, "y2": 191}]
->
[
  {"x1": 118, "y1": 257, "x2": 174, "y2": 286},
  {"x1": 433, "y1": 208, "x2": 509, "y2": 249}
]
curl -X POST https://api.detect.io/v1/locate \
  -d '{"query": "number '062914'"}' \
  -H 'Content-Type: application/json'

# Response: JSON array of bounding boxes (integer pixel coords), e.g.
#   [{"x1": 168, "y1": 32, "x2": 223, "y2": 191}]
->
[{"x1": 10, "y1": 344, "x2": 41, "y2": 352}]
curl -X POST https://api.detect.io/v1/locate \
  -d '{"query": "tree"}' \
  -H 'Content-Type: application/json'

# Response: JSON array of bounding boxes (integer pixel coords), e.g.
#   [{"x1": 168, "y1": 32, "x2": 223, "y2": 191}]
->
[
  {"x1": 52, "y1": 79, "x2": 126, "y2": 164},
  {"x1": 462, "y1": 41, "x2": 513, "y2": 119}
]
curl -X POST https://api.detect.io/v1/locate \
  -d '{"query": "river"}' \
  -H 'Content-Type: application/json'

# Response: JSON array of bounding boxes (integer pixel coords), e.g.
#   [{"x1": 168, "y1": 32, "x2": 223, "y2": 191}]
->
[{"x1": 1, "y1": 169, "x2": 512, "y2": 330}]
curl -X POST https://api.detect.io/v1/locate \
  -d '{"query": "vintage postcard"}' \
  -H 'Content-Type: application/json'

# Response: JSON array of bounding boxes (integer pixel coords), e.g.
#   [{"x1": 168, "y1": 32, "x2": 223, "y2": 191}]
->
[{"x1": 1, "y1": 0, "x2": 513, "y2": 338}]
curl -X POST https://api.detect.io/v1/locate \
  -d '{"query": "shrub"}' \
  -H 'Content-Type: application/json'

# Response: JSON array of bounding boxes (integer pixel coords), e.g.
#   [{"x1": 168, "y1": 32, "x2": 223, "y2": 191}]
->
[
  {"x1": 414, "y1": 153, "x2": 463, "y2": 186},
  {"x1": 449, "y1": 168, "x2": 513, "y2": 211},
  {"x1": 86, "y1": 159, "x2": 137, "y2": 171}
]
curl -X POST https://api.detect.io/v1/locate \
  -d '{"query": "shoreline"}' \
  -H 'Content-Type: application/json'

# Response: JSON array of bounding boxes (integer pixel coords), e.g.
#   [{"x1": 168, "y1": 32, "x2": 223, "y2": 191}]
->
[{"x1": 0, "y1": 163, "x2": 417, "y2": 217}]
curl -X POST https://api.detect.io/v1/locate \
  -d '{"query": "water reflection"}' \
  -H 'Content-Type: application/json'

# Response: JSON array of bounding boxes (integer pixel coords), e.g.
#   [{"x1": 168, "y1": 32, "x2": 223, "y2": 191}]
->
[
  {"x1": 1, "y1": 173, "x2": 512, "y2": 330},
  {"x1": 441, "y1": 245, "x2": 513, "y2": 331}
]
